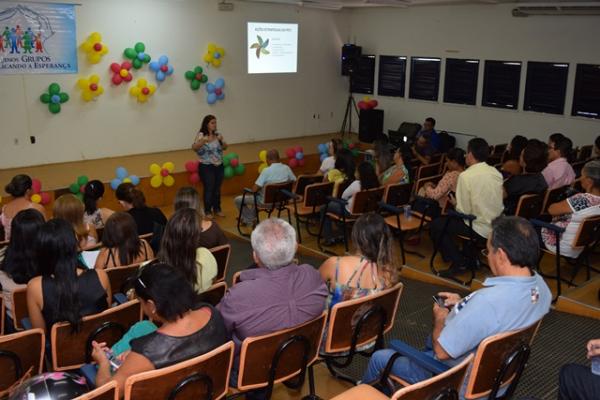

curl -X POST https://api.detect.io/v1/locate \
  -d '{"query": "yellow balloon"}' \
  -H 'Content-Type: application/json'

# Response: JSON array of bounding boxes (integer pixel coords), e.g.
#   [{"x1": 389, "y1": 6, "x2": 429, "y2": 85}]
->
[
  {"x1": 212, "y1": 58, "x2": 222, "y2": 68},
  {"x1": 82, "y1": 91, "x2": 94, "y2": 102},
  {"x1": 90, "y1": 74, "x2": 100, "y2": 83},
  {"x1": 150, "y1": 175, "x2": 162, "y2": 188},
  {"x1": 89, "y1": 53, "x2": 101, "y2": 64},
  {"x1": 363, "y1": 96, "x2": 371, "y2": 102},
  {"x1": 203, "y1": 53, "x2": 212, "y2": 63},
  {"x1": 259, "y1": 150, "x2": 267, "y2": 163},
  {"x1": 77, "y1": 78, "x2": 88, "y2": 89},
  {"x1": 100, "y1": 46, "x2": 108, "y2": 55},
  {"x1": 130, "y1": 87, "x2": 140, "y2": 96},
  {"x1": 90, "y1": 32, "x2": 101, "y2": 42},
  {"x1": 80, "y1": 41, "x2": 92, "y2": 52},
  {"x1": 149, "y1": 163, "x2": 161, "y2": 175},
  {"x1": 31, "y1": 194, "x2": 42, "y2": 203},
  {"x1": 138, "y1": 79, "x2": 147, "y2": 88},
  {"x1": 97, "y1": 86, "x2": 104, "y2": 95},
  {"x1": 217, "y1": 47, "x2": 225, "y2": 56},
  {"x1": 123, "y1": 177, "x2": 132, "y2": 183},
  {"x1": 208, "y1": 43, "x2": 217, "y2": 52},
  {"x1": 120, "y1": 69, "x2": 129, "y2": 78},
  {"x1": 148, "y1": 85, "x2": 156, "y2": 95},
  {"x1": 163, "y1": 162, "x2": 175, "y2": 172},
  {"x1": 163, "y1": 175, "x2": 175, "y2": 187},
  {"x1": 258, "y1": 162, "x2": 267, "y2": 173},
  {"x1": 138, "y1": 94, "x2": 147, "y2": 103}
]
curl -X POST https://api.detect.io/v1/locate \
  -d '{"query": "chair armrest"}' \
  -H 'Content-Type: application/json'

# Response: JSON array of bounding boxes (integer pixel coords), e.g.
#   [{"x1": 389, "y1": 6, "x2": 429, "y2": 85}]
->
[
  {"x1": 326, "y1": 196, "x2": 348, "y2": 205},
  {"x1": 280, "y1": 189, "x2": 300, "y2": 200},
  {"x1": 447, "y1": 209, "x2": 476, "y2": 222},
  {"x1": 113, "y1": 293, "x2": 128, "y2": 305},
  {"x1": 389, "y1": 339, "x2": 450, "y2": 375},
  {"x1": 530, "y1": 219, "x2": 566, "y2": 233},
  {"x1": 378, "y1": 201, "x2": 402, "y2": 215},
  {"x1": 21, "y1": 317, "x2": 32, "y2": 330},
  {"x1": 243, "y1": 187, "x2": 255, "y2": 194}
]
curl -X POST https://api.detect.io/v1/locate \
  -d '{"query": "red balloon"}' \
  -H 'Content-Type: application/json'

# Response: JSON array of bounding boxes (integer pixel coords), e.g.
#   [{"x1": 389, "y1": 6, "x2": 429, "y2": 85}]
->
[
  {"x1": 110, "y1": 63, "x2": 121, "y2": 73},
  {"x1": 93, "y1": 43, "x2": 103, "y2": 52},
  {"x1": 40, "y1": 192, "x2": 51, "y2": 205},
  {"x1": 288, "y1": 158, "x2": 299, "y2": 168},
  {"x1": 369, "y1": 99, "x2": 378, "y2": 108},
  {"x1": 230, "y1": 158, "x2": 239, "y2": 167},
  {"x1": 112, "y1": 75, "x2": 122, "y2": 85},
  {"x1": 79, "y1": 185, "x2": 86, "y2": 194},
  {"x1": 357, "y1": 101, "x2": 368, "y2": 110},
  {"x1": 195, "y1": 73, "x2": 203, "y2": 81},
  {"x1": 185, "y1": 160, "x2": 198, "y2": 172},
  {"x1": 90, "y1": 83, "x2": 98, "y2": 91},
  {"x1": 31, "y1": 179, "x2": 42, "y2": 193},
  {"x1": 122, "y1": 61, "x2": 132, "y2": 70},
  {"x1": 142, "y1": 87, "x2": 150, "y2": 95},
  {"x1": 160, "y1": 168, "x2": 169, "y2": 177},
  {"x1": 123, "y1": 74, "x2": 133, "y2": 82},
  {"x1": 285, "y1": 148, "x2": 296, "y2": 159},
  {"x1": 160, "y1": 65, "x2": 168, "y2": 72},
  {"x1": 348, "y1": 143, "x2": 355, "y2": 149},
  {"x1": 298, "y1": 158, "x2": 306, "y2": 167},
  {"x1": 188, "y1": 172, "x2": 200, "y2": 184}
]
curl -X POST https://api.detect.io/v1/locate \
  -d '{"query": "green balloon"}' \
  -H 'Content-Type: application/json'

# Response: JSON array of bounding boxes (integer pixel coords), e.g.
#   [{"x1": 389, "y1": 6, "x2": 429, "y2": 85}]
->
[
  {"x1": 185, "y1": 70, "x2": 194, "y2": 80},
  {"x1": 134, "y1": 42, "x2": 145, "y2": 53},
  {"x1": 224, "y1": 166, "x2": 234, "y2": 179},
  {"x1": 223, "y1": 157, "x2": 230, "y2": 167},
  {"x1": 194, "y1": 66, "x2": 203, "y2": 74},
  {"x1": 40, "y1": 93, "x2": 50, "y2": 104},
  {"x1": 76, "y1": 193, "x2": 84, "y2": 201},
  {"x1": 132, "y1": 58, "x2": 142, "y2": 69},
  {"x1": 49, "y1": 103, "x2": 61, "y2": 114},
  {"x1": 124, "y1": 48, "x2": 137, "y2": 59},
  {"x1": 190, "y1": 80, "x2": 201, "y2": 90},
  {"x1": 143, "y1": 54, "x2": 151, "y2": 63},
  {"x1": 200, "y1": 75, "x2": 208, "y2": 83},
  {"x1": 77, "y1": 175, "x2": 89, "y2": 186},
  {"x1": 59, "y1": 93, "x2": 69, "y2": 103},
  {"x1": 69, "y1": 182, "x2": 79, "y2": 194},
  {"x1": 352, "y1": 149, "x2": 359, "y2": 157},
  {"x1": 49, "y1": 83, "x2": 60, "y2": 95},
  {"x1": 234, "y1": 164, "x2": 246, "y2": 175},
  {"x1": 228, "y1": 153, "x2": 238, "y2": 160}
]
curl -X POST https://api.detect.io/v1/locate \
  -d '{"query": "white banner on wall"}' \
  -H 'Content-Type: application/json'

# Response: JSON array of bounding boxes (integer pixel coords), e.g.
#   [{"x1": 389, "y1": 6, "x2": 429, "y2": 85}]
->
[{"x1": 0, "y1": 2, "x2": 78, "y2": 74}]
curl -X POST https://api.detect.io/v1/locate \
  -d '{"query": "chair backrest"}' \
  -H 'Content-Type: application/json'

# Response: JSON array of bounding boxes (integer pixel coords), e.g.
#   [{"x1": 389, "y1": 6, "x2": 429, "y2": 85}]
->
[
  {"x1": 350, "y1": 187, "x2": 386, "y2": 215},
  {"x1": 492, "y1": 143, "x2": 508, "y2": 155},
  {"x1": 51, "y1": 300, "x2": 142, "y2": 371},
  {"x1": 209, "y1": 244, "x2": 231, "y2": 283},
  {"x1": 414, "y1": 174, "x2": 443, "y2": 194},
  {"x1": 0, "y1": 329, "x2": 45, "y2": 392},
  {"x1": 417, "y1": 163, "x2": 442, "y2": 181},
  {"x1": 392, "y1": 354, "x2": 474, "y2": 400},
  {"x1": 263, "y1": 181, "x2": 294, "y2": 204},
  {"x1": 197, "y1": 282, "x2": 227, "y2": 307},
  {"x1": 514, "y1": 194, "x2": 543, "y2": 220},
  {"x1": 384, "y1": 182, "x2": 413, "y2": 207},
  {"x1": 237, "y1": 312, "x2": 327, "y2": 391},
  {"x1": 11, "y1": 287, "x2": 28, "y2": 331},
  {"x1": 294, "y1": 175, "x2": 324, "y2": 196},
  {"x1": 335, "y1": 179, "x2": 353, "y2": 199},
  {"x1": 303, "y1": 181, "x2": 335, "y2": 208},
  {"x1": 542, "y1": 185, "x2": 570, "y2": 214},
  {"x1": 324, "y1": 283, "x2": 403, "y2": 354},
  {"x1": 464, "y1": 320, "x2": 541, "y2": 399},
  {"x1": 578, "y1": 144, "x2": 593, "y2": 161},
  {"x1": 74, "y1": 381, "x2": 118, "y2": 400},
  {"x1": 124, "y1": 341, "x2": 234, "y2": 400},
  {"x1": 106, "y1": 263, "x2": 142, "y2": 295},
  {"x1": 430, "y1": 154, "x2": 444, "y2": 165},
  {"x1": 572, "y1": 215, "x2": 600, "y2": 249},
  {"x1": 0, "y1": 295, "x2": 4, "y2": 335},
  {"x1": 572, "y1": 161, "x2": 587, "y2": 178}
]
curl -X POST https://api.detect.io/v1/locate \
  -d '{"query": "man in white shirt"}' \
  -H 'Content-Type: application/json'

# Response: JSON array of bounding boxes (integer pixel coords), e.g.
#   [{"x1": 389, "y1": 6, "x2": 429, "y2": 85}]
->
[{"x1": 430, "y1": 138, "x2": 504, "y2": 276}]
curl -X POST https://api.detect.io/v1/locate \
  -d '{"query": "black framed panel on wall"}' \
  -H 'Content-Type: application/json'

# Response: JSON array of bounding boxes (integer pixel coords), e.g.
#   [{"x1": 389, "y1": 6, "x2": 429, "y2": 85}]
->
[
  {"x1": 350, "y1": 55, "x2": 376, "y2": 95},
  {"x1": 524, "y1": 62, "x2": 569, "y2": 115},
  {"x1": 409, "y1": 57, "x2": 441, "y2": 101},
  {"x1": 444, "y1": 58, "x2": 479, "y2": 105},
  {"x1": 482, "y1": 60, "x2": 521, "y2": 109},
  {"x1": 378, "y1": 55, "x2": 406, "y2": 97},
  {"x1": 572, "y1": 63, "x2": 600, "y2": 119}
]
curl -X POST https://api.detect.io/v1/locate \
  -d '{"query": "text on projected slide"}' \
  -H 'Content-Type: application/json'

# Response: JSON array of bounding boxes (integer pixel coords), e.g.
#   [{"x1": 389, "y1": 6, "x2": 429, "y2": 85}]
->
[{"x1": 247, "y1": 22, "x2": 298, "y2": 74}]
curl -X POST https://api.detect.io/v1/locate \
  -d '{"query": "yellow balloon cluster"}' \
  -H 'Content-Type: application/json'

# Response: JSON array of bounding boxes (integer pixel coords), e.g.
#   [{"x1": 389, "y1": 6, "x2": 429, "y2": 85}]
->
[
  {"x1": 80, "y1": 32, "x2": 109, "y2": 64},
  {"x1": 77, "y1": 74, "x2": 104, "y2": 101},
  {"x1": 203, "y1": 43, "x2": 225, "y2": 68},
  {"x1": 149, "y1": 162, "x2": 175, "y2": 188},
  {"x1": 258, "y1": 150, "x2": 268, "y2": 173},
  {"x1": 130, "y1": 79, "x2": 156, "y2": 103}
]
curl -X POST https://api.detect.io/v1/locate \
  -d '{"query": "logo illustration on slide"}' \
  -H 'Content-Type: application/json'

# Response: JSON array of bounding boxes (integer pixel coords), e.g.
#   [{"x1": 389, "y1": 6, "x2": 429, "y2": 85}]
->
[{"x1": 250, "y1": 35, "x2": 270, "y2": 59}]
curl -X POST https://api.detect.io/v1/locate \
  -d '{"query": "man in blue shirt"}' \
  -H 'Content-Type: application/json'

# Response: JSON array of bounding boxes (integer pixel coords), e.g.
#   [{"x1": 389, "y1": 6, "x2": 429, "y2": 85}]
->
[
  {"x1": 416, "y1": 117, "x2": 440, "y2": 151},
  {"x1": 361, "y1": 216, "x2": 552, "y2": 397}
]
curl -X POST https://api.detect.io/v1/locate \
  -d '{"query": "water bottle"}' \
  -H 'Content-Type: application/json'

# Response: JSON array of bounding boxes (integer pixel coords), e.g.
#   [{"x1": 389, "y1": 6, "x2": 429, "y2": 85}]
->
[
  {"x1": 404, "y1": 205, "x2": 412, "y2": 220},
  {"x1": 592, "y1": 353, "x2": 600, "y2": 375}
]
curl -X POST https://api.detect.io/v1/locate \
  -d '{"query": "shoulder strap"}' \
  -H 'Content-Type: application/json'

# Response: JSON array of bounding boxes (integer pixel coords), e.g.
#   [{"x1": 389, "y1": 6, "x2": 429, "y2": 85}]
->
[
  {"x1": 106, "y1": 247, "x2": 116, "y2": 267},
  {"x1": 346, "y1": 257, "x2": 367, "y2": 288}
]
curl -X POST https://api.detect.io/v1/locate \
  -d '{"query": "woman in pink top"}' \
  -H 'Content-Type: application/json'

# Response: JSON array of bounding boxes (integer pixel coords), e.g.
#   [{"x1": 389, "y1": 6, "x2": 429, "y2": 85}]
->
[
  {"x1": 1, "y1": 175, "x2": 46, "y2": 241},
  {"x1": 418, "y1": 148, "x2": 466, "y2": 213}
]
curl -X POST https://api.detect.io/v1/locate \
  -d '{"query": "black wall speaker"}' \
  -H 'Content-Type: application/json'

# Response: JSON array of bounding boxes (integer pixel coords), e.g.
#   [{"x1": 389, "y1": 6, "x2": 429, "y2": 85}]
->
[
  {"x1": 359, "y1": 109, "x2": 384, "y2": 143},
  {"x1": 342, "y1": 44, "x2": 362, "y2": 76}
]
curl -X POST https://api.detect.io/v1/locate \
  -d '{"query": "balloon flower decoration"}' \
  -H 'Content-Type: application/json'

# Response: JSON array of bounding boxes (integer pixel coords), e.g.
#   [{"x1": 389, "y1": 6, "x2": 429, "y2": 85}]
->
[
  {"x1": 184, "y1": 66, "x2": 208, "y2": 91},
  {"x1": 110, "y1": 62, "x2": 133, "y2": 85},
  {"x1": 149, "y1": 56, "x2": 174, "y2": 82},
  {"x1": 223, "y1": 153, "x2": 245, "y2": 179},
  {"x1": 69, "y1": 175, "x2": 89, "y2": 200},
  {"x1": 344, "y1": 141, "x2": 360, "y2": 157},
  {"x1": 149, "y1": 162, "x2": 175, "y2": 188},
  {"x1": 203, "y1": 43, "x2": 225, "y2": 68},
  {"x1": 130, "y1": 79, "x2": 156, "y2": 103},
  {"x1": 285, "y1": 146, "x2": 305, "y2": 169},
  {"x1": 206, "y1": 78, "x2": 225, "y2": 105},
  {"x1": 318, "y1": 143, "x2": 330, "y2": 162},
  {"x1": 30, "y1": 178, "x2": 51, "y2": 205},
  {"x1": 40, "y1": 83, "x2": 69, "y2": 114},
  {"x1": 124, "y1": 42, "x2": 151, "y2": 69},
  {"x1": 258, "y1": 150, "x2": 268, "y2": 173},
  {"x1": 77, "y1": 74, "x2": 104, "y2": 101},
  {"x1": 184, "y1": 160, "x2": 200, "y2": 184},
  {"x1": 110, "y1": 167, "x2": 140, "y2": 190},
  {"x1": 80, "y1": 32, "x2": 108, "y2": 64},
  {"x1": 357, "y1": 96, "x2": 378, "y2": 110}
]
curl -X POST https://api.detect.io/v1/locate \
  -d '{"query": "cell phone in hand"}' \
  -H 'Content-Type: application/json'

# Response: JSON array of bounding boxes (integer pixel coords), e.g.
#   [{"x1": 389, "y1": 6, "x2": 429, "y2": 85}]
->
[
  {"x1": 448, "y1": 191, "x2": 455, "y2": 198},
  {"x1": 433, "y1": 295, "x2": 447, "y2": 308},
  {"x1": 104, "y1": 349, "x2": 122, "y2": 371}
]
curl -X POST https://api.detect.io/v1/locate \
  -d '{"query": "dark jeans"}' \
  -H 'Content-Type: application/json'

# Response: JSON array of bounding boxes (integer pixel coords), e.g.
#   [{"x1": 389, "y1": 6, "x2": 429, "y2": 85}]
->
[
  {"x1": 199, "y1": 163, "x2": 224, "y2": 214},
  {"x1": 429, "y1": 216, "x2": 484, "y2": 267},
  {"x1": 559, "y1": 363, "x2": 600, "y2": 399},
  {"x1": 320, "y1": 201, "x2": 350, "y2": 238}
]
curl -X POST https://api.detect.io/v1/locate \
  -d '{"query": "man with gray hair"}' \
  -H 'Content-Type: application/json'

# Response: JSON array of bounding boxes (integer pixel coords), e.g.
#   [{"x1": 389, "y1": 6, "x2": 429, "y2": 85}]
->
[{"x1": 217, "y1": 218, "x2": 327, "y2": 396}]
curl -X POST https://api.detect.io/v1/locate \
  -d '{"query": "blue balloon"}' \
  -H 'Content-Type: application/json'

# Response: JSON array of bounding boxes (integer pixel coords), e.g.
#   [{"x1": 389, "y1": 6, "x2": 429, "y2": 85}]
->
[
  {"x1": 206, "y1": 83, "x2": 215, "y2": 93},
  {"x1": 156, "y1": 71, "x2": 165, "y2": 81},
  {"x1": 51, "y1": 94, "x2": 60, "y2": 104},
  {"x1": 167, "y1": 65, "x2": 174, "y2": 75},
  {"x1": 320, "y1": 153, "x2": 328, "y2": 162},
  {"x1": 213, "y1": 51, "x2": 221, "y2": 59},
  {"x1": 149, "y1": 61, "x2": 159, "y2": 71},
  {"x1": 318, "y1": 143, "x2": 327, "y2": 154},
  {"x1": 215, "y1": 78, "x2": 225, "y2": 89},
  {"x1": 296, "y1": 152, "x2": 304, "y2": 160},
  {"x1": 110, "y1": 178, "x2": 122, "y2": 190},
  {"x1": 137, "y1": 52, "x2": 145, "y2": 61},
  {"x1": 207, "y1": 93, "x2": 217, "y2": 104},
  {"x1": 217, "y1": 92, "x2": 225, "y2": 100},
  {"x1": 116, "y1": 167, "x2": 128, "y2": 179},
  {"x1": 130, "y1": 175, "x2": 140, "y2": 186},
  {"x1": 159, "y1": 55, "x2": 168, "y2": 65}
]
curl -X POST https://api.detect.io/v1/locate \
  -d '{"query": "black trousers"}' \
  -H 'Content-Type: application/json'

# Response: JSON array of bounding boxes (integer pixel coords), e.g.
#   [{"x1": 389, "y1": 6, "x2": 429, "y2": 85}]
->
[
  {"x1": 429, "y1": 216, "x2": 484, "y2": 267},
  {"x1": 199, "y1": 163, "x2": 224, "y2": 213},
  {"x1": 559, "y1": 363, "x2": 600, "y2": 400}
]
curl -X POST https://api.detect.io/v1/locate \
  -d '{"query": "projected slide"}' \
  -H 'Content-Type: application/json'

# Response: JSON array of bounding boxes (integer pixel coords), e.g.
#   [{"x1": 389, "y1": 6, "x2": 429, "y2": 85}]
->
[{"x1": 247, "y1": 22, "x2": 298, "y2": 74}]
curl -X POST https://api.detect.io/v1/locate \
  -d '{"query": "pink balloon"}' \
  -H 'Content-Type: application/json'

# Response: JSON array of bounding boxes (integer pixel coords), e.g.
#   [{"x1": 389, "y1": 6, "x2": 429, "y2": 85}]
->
[
  {"x1": 289, "y1": 158, "x2": 299, "y2": 168},
  {"x1": 298, "y1": 158, "x2": 306, "y2": 167},
  {"x1": 160, "y1": 168, "x2": 169, "y2": 177},
  {"x1": 80, "y1": 185, "x2": 86, "y2": 194},
  {"x1": 348, "y1": 143, "x2": 356, "y2": 150},
  {"x1": 112, "y1": 75, "x2": 122, "y2": 85},
  {"x1": 369, "y1": 99, "x2": 378, "y2": 108},
  {"x1": 230, "y1": 158, "x2": 239, "y2": 167},
  {"x1": 185, "y1": 160, "x2": 198, "y2": 173},
  {"x1": 285, "y1": 148, "x2": 296, "y2": 159},
  {"x1": 188, "y1": 172, "x2": 200, "y2": 184},
  {"x1": 40, "y1": 192, "x2": 51, "y2": 205},
  {"x1": 358, "y1": 101, "x2": 368, "y2": 110},
  {"x1": 31, "y1": 179, "x2": 42, "y2": 193}
]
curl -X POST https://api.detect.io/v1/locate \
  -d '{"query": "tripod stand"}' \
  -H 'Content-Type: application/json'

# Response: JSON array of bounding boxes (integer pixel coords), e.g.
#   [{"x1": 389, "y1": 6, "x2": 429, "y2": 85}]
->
[{"x1": 339, "y1": 76, "x2": 358, "y2": 140}]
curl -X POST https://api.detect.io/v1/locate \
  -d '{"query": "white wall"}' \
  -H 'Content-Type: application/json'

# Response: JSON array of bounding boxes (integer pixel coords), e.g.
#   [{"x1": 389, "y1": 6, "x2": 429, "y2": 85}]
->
[
  {"x1": 0, "y1": 0, "x2": 350, "y2": 168},
  {"x1": 348, "y1": 5, "x2": 600, "y2": 147}
]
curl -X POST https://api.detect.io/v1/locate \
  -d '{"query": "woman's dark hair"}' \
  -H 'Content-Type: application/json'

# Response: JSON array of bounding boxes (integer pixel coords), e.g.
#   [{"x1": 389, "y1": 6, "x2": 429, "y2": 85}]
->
[
  {"x1": 0, "y1": 209, "x2": 45, "y2": 284},
  {"x1": 334, "y1": 149, "x2": 356, "y2": 180},
  {"x1": 134, "y1": 261, "x2": 195, "y2": 322},
  {"x1": 490, "y1": 216, "x2": 539, "y2": 269},
  {"x1": 5, "y1": 174, "x2": 32, "y2": 197},
  {"x1": 351, "y1": 213, "x2": 398, "y2": 286},
  {"x1": 446, "y1": 148, "x2": 466, "y2": 168},
  {"x1": 376, "y1": 144, "x2": 394, "y2": 174},
  {"x1": 35, "y1": 219, "x2": 82, "y2": 330},
  {"x1": 357, "y1": 162, "x2": 379, "y2": 190},
  {"x1": 174, "y1": 187, "x2": 201, "y2": 212},
  {"x1": 508, "y1": 135, "x2": 528, "y2": 161},
  {"x1": 522, "y1": 139, "x2": 548, "y2": 173},
  {"x1": 115, "y1": 183, "x2": 146, "y2": 209},
  {"x1": 199, "y1": 114, "x2": 216, "y2": 136},
  {"x1": 330, "y1": 138, "x2": 342, "y2": 155},
  {"x1": 158, "y1": 208, "x2": 203, "y2": 289},
  {"x1": 102, "y1": 212, "x2": 142, "y2": 265},
  {"x1": 84, "y1": 180, "x2": 105, "y2": 215}
]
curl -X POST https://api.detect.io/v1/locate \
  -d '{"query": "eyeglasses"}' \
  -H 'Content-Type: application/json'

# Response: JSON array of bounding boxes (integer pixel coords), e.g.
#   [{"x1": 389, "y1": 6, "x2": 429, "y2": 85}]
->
[{"x1": 481, "y1": 249, "x2": 490, "y2": 257}]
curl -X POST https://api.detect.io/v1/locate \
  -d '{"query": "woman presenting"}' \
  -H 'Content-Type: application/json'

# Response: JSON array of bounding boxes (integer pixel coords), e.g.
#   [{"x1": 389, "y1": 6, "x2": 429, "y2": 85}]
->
[{"x1": 192, "y1": 115, "x2": 227, "y2": 218}]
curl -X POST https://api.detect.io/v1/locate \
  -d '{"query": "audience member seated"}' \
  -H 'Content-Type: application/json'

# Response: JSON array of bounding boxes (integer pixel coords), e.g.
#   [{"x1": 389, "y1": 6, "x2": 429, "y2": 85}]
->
[
  {"x1": 411, "y1": 134, "x2": 435, "y2": 165},
  {"x1": 378, "y1": 146, "x2": 410, "y2": 186},
  {"x1": 234, "y1": 149, "x2": 296, "y2": 225},
  {"x1": 503, "y1": 139, "x2": 548, "y2": 215},
  {"x1": 158, "y1": 208, "x2": 217, "y2": 293},
  {"x1": 1, "y1": 174, "x2": 46, "y2": 241},
  {"x1": 559, "y1": 338, "x2": 600, "y2": 399},
  {"x1": 321, "y1": 162, "x2": 380, "y2": 246},
  {"x1": 416, "y1": 117, "x2": 440, "y2": 152},
  {"x1": 174, "y1": 186, "x2": 228, "y2": 248},
  {"x1": 92, "y1": 262, "x2": 227, "y2": 394},
  {"x1": 0, "y1": 209, "x2": 44, "y2": 333},
  {"x1": 54, "y1": 194, "x2": 98, "y2": 250},
  {"x1": 83, "y1": 180, "x2": 114, "y2": 230},
  {"x1": 543, "y1": 134, "x2": 576, "y2": 189},
  {"x1": 327, "y1": 148, "x2": 356, "y2": 197},
  {"x1": 94, "y1": 212, "x2": 154, "y2": 269},
  {"x1": 430, "y1": 138, "x2": 504, "y2": 277},
  {"x1": 317, "y1": 138, "x2": 342, "y2": 175},
  {"x1": 501, "y1": 135, "x2": 528, "y2": 177},
  {"x1": 417, "y1": 148, "x2": 466, "y2": 216},
  {"x1": 115, "y1": 183, "x2": 167, "y2": 236},
  {"x1": 26, "y1": 219, "x2": 111, "y2": 333},
  {"x1": 217, "y1": 218, "x2": 327, "y2": 395},
  {"x1": 541, "y1": 160, "x2": 600, "y2": 259},
  {"x1": 362, "y1": 216, "x2": 551, "y2": 395}
]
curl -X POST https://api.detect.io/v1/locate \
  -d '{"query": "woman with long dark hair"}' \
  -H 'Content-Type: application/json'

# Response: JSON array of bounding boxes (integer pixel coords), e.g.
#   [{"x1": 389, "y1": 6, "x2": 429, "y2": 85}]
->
[
  {"x1": 83, "y1": 180, "x2": 114, "y2": 230},
  {"x1": 191, "y1": 115, "x2": 228, "y2": 218},
  {"x1": 115, "y1": 183, "x2": 167, "y2": 236},
  {"x1": 1, "y1": 174, "x2": 46, "y2": 241},
  {"x1": 26, "y1": 219, "x2": 111, "y2": 333}
]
